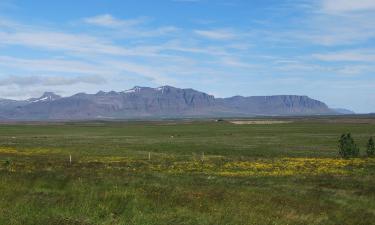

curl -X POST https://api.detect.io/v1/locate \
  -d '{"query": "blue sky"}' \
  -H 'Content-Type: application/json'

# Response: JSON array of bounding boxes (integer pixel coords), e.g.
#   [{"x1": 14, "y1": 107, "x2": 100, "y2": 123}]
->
[{"x1": 0, "y1": 0, "x2": 374, "y2": 113}]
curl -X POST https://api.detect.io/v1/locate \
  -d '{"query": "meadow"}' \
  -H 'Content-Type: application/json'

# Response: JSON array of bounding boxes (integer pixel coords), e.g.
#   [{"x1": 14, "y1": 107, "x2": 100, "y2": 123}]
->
[{"x1": 1, "y1": 117, "x2": 375, "y2": 225}]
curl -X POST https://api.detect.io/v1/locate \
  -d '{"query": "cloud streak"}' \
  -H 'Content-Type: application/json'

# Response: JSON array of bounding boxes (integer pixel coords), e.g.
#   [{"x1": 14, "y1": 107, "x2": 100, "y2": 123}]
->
[
  {"x1": 0, "y1": 56, "x2": 111, "y2": 75},
  {"x1": 321, "y1": 0, "x2": 375, "y2": 13},
  {"x1": 312, "y1": 50, "x2": 375, "y2": 62},
  {"x1": 194, "y1": 29, "x2": 237, "y2": 40},
  {"x1": 84, "y1": 14, "x2": 146, "y2": 28},
  {"x1": 0, "y1": 75, "x2": 105, "y2": 87}
]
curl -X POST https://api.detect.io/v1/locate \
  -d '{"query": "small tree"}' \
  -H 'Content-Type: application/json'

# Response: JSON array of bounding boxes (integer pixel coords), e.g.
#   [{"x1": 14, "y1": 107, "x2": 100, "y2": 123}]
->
[
  {"x1": 366, "y1": 137, "x2": 375, "y2": 157},
  {"x1": 338, "y1": 133, "x2": 359, "y2": 158}
]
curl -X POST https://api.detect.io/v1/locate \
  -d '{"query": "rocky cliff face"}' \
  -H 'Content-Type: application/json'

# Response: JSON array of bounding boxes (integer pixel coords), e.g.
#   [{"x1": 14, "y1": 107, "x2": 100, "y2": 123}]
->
[
  {"x1": 218, "y1": 95, "x2": 332, "y2": 115},
  {"x1": 0, "y1": 86, "x2": 339, "y2": 120}
]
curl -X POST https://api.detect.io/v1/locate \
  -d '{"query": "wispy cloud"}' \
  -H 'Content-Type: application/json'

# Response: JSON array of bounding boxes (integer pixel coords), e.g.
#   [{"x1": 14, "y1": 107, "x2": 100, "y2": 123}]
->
[
  {"x1": 301, "y1": 14, "x2": 375, "y2": 46},
  {"x1": 0, "y1": 75, "x2": 105, "y2": 87},
  {"x1": 312, "y1": 50, "x2": 375, "y2": 62},
  {"x1": 321, "y1": 0, "x2": 375, "y2": 13},
  {"x1": 0, "y1": 56, "x2": 110, "y2": 75},
  {"x1": 194, "y1": 29, "x2": 237, "y2": 40},
  {"x1": 256, "y1": 1, "x2": 375, "y2": 47},
  {"x1": 0, "y1": 30, "x2": 132, "y2": 56},
  {"x1": 83, "y1": 14, "x2": 179, "y2": 38},
  {"x1": 335, "y1": 65, "x2": 375, "y2": 75},
  {"x1": 84, "y1": 14, "x2": 146, "y2": 28},
  {"x1": 0, "y1": 16, "x2": 254, "y2": 88}
]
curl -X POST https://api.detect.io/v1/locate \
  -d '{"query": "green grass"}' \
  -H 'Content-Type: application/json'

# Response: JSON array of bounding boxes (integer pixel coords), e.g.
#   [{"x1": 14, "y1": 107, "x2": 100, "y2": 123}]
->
[{"x1": 0, "y1": 118, "x2": 375, "y2": 225}]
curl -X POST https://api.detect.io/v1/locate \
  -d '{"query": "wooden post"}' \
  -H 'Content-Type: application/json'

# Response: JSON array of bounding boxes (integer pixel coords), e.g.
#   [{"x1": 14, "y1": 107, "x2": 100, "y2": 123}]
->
[
  {"x1": 69, "y1": 154, "x2": 72, "y2": 164},
  {"x1": 148, "y1": 152, "x2": 151, "y2": 161},
  {"x1": 202, "y1": 152, "x2": 205, "y2": 162}
]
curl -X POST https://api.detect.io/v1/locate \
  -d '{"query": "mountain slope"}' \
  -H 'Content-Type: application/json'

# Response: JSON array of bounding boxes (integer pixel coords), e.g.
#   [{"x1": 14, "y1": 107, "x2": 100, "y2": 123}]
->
[
  {"x1": 0, "y1": 86, "x2": 337, "y2": 120},
  {"x1": 217, "y1": 95, "x2": 332, "y2": 116},
  {"x1": 332, "y1": 108, "x2": 355, "y2": 115},
  {"x1": 27, "y1": 92, "x2": 62, "y2": 103}
]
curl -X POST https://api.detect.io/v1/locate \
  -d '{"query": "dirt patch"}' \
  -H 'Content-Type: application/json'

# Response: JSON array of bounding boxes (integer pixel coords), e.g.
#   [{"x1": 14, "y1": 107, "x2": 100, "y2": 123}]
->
[{"x1": 229, "y1": 120, "x2": 291, "y2": 125}]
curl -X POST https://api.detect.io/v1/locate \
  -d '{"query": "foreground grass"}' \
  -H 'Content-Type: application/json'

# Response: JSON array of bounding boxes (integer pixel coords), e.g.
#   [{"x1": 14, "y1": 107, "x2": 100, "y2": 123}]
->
[{"x1": 1, "y1": 118, "x2": 375, "y2": 225}]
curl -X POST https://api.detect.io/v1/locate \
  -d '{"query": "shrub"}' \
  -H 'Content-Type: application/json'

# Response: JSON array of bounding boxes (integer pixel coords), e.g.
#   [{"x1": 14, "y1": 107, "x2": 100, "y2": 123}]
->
[
  {"x1": 366, "y1": 137, "x2": 375, "y2": 157},
  {"x1": 4, "y1": 158, "x2": 12, "y2": 167},
  {"x1": 338, "y1": 133, "x2": 359, "y2": 158}
]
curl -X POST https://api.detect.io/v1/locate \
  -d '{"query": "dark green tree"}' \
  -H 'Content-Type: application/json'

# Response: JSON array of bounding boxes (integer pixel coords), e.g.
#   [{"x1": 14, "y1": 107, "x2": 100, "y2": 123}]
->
[
  {"x1": 338, "y1": 133, "x2": 359, "y2": 158},
  {"x1": 366, "y1": 137, "x2": 375, "y2": 157}
]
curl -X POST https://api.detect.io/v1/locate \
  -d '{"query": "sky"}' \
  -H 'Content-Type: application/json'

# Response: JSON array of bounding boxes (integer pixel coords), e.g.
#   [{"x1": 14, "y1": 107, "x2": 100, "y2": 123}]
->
[{"x1": 0, "y1": 0, "x2": 374, "y2": 113}]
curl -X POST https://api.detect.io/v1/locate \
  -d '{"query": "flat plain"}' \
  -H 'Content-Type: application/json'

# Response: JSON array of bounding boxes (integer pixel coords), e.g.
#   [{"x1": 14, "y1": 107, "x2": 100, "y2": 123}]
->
[{"x1": 1, "y1": 116, "x2": 375, "y2": 225}]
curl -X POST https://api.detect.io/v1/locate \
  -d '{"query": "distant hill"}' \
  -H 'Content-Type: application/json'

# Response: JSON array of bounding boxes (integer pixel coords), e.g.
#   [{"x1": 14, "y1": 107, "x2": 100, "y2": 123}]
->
[
  {"x1": 0, "y1": 86, "x2": 340, "y2": 120},
  {"x1": 332, "y1": 108, "x2": 355, "y2": 115}
]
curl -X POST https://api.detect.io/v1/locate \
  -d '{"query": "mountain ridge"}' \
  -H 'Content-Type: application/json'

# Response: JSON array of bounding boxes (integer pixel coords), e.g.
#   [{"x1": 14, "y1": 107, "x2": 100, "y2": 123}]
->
[{"x1": 0, "y1": 86, "x2": 353, "y2": 120}]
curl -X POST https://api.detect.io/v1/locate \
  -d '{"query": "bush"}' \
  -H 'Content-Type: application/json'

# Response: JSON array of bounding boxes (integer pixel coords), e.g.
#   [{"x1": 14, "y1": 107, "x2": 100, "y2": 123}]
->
[
  {"x1": 3, "y1": 158, "x2": 12, "y2": 167},
  {"x1": 367, "y1": 137, "x2": 375, "y2": 157},
  {"x1": 338, "y1": 133, "x2": 359, "y2": 158}
]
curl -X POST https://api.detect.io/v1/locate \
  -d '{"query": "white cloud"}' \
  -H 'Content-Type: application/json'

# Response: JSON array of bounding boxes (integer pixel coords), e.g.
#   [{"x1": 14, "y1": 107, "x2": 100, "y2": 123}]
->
[
  {"x1": 0, "y1": 16, "x2": 180, "y2": 57},
  {"x1": 84, "y1": 14, "x2": 146, "y2": 28},
  {"x1": 0, "y1": 75, "x2": 105, "y2": 87},
  {"x1": 0, "y1": 55, "x2": 178, "y2": 85},
  {"x1": 0, "y1": 30, "x2": 179, "y2": 57},
  {"x1": 312, "y1": 50, "x2": 375, "y2": 62},
  {"x1": 321, "y1": 0, "x2": 375, "y2": 13},
  {"x1": 217, "y1": 56, "x2": 256, "y2": 69},
  {"x1": 0, "y1": 56, "x2": 110, "y2": 75},
  {"x1": 83, "y1": 14, "x2": 179, "y2": 38},
  {"x1": 276, "y1": 1, "x2": 375, "y2": 46},
  {"x1": 125, "y1": 26, "x2": 179, "y2": 37},
  {"x1": 0, "y1": 30, "x2": 133, "y2": 56},
  {"x1": 194, "y1": 29, "x2": 237, "y2": 40},
  {"x1": 335, "y1": 65, "x2": 373, "y2": 75},
  {"x1": 0, "y1": 20, "x2": 248, "y2": 87}
]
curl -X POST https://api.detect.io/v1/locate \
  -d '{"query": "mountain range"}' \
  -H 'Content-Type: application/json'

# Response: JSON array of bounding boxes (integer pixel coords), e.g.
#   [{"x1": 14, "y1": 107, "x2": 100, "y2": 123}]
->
[{"x1": 0, "y1": 86, "x2": 354, "y2": 120}]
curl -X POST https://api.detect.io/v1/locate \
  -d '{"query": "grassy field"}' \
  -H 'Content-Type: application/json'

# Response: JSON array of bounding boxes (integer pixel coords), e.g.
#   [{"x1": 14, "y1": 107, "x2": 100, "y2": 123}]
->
[{"x1": 1, "y1": 117, "x2": 375, "y2": 225}]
